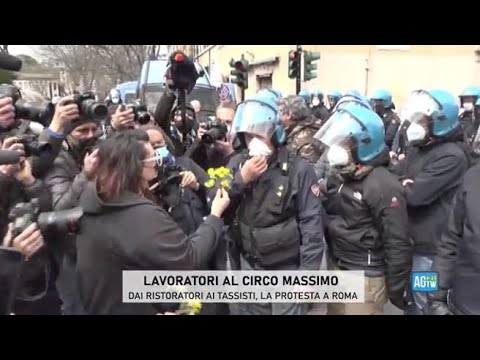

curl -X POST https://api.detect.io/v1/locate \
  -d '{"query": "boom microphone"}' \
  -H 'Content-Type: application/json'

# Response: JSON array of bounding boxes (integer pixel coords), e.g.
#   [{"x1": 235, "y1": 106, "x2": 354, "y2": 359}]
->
[{"x1": 0, "y1": 53, "x2": 22, "y2": 72}]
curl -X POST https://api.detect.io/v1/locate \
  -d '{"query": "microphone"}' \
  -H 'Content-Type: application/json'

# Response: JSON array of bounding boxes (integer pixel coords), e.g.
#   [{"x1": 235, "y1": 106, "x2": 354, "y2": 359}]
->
[
  {"x1": 0, "y1": 150, "x2": 21, "y2": 165},
  {"x1": 0, "y1": 53, "x2": 22, "y2": 72}
]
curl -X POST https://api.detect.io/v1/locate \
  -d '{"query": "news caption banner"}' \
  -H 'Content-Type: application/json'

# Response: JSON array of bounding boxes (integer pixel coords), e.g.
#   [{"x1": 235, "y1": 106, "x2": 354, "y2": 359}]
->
[{"x1": 123, "y1": 271, "x2": 365, "y2": 304}]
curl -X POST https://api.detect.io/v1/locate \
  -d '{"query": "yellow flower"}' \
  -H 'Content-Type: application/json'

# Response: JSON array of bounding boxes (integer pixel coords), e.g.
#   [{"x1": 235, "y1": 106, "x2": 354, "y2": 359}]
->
[
  {"x1": 207, "y1": 168, "x2": 215, "y2": 177},
  {"x1": 204, "y1": 179, "x2": 216, "y2": 189},
  {"x1": 220, "y1": 180, "x2": 230, "y2": 188}
]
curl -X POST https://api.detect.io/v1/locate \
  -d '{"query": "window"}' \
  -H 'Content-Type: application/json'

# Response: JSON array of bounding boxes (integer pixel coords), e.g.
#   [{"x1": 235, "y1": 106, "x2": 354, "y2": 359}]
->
[
  {"x1": 257, "y1": 74, "x2": 273, "y2": 91},
  {"x1": 376, "y1": 45, "x2": 411, "y2": 51}
]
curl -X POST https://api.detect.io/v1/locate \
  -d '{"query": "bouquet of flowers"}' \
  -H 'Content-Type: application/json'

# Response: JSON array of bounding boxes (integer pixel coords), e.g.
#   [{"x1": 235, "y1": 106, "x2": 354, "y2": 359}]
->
[{"x1": 204, "y1": 167, "x2": 234, "y2": 190}]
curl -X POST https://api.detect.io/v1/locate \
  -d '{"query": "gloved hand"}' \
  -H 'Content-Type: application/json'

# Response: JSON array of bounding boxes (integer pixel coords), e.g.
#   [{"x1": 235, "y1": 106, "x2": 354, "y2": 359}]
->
[
  {"x1": 428, "y1": 301, "x2": 453, "y2": 315},
  {"x1": 389, "y1": 288, "x2": 413, "y2": 311}
]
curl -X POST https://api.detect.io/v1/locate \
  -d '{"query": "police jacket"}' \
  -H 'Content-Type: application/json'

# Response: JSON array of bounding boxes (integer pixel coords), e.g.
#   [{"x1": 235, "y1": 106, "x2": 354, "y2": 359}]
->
[
  {"x1": 311, "y1": 105, "x2": 330, "y2": 123},
  {"x1": 224, "y1": 147, "x2": 324, "y2": 270},
  {"x1": 382, "y1": 109, "x2": 401, "y2": 149},
  {"x1": 323, "y1": 158, "x2": 412, "y2": 301},
  {"x1": 459, "y1": 111, "x2": 479, "y2": 146},
  {"x1": 430, "y1": 163, "x2": 480, "y2": 315},
  {"x1": 392, "y1": 137, "x2": 469, "y2": 254},
  {"x1": 76, "y1": 183, "x2": 224, "y2": 315},
  {"x1": 391, "y1": 120, "x2": 410, "y2": 156}
]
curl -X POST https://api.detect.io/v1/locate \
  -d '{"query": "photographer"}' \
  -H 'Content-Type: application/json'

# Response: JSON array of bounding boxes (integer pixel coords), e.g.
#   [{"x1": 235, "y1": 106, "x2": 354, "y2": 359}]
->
[
  {"x1": 142, "y1": 125, "x2": 209, "y2": 236},
  {"x1": 189, "y1": 102, "x2": 238, "y2": 170},
  {"x1": 0, "y1": 89, "x2": 73, "y2": 179},
  {"x1": 75, "y1": 132, "x2": 230, "y2": 315},
  {"x1": 0, "y1": 140, "x2": 58, "y2": 314},
  {"x1": 153, "y1": 52, "x2": 200, "y2": 157},
  {"x1": 42, "y1": 103, "x2": 101, "y2": 315}
]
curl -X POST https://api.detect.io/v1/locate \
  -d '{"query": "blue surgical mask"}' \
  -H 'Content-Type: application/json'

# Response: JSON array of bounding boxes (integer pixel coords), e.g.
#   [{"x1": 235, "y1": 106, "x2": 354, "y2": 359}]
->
[{"x1": 155, "y1": 146, "x2": 175, "y2": 167}]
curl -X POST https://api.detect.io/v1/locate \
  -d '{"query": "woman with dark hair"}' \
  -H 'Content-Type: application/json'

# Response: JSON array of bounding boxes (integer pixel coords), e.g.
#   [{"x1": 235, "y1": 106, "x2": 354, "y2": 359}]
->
[{"x1": 75, "y1": 132, "x2": 230, "y2": 315}]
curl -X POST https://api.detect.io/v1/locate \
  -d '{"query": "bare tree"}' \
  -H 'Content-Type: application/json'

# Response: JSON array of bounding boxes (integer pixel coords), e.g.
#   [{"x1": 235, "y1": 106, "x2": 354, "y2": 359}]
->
[{"x1": 38, "y1": 45, "x2": 157, "y2": 95}]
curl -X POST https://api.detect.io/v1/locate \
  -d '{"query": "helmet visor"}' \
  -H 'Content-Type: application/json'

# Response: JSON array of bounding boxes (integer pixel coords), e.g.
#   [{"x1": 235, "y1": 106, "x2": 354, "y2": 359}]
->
[
  {"x1": 232, "y1": 100, "x2": 278, "y2": 140},
  {"x1": 400, "y1": 90, "x2": 442, "y2": 126}
]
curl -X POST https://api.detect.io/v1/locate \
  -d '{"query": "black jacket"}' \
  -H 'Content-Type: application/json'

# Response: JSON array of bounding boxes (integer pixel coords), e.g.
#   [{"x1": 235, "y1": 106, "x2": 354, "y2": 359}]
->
[
  {"x1": 155, "y1": 156, "x2": 209, "y2": 236},
  {"x1": 75, "y1": 183, "x2": 224, "y2": 315},
  {"x1": 42, "y1": 149, "x2": 89, "y2": 259},
  {"x1": 392, "y1": 141, "x2": 469, "y2": 254},
  {"x1": 382, "y1": 110, "x2": 401, "y2": 150},
  {"x1": 323, "y1": 165, "x2": 412, "y2": 303},
  {"x1": 431, "y1": 163, "x2": 480, "y2": 315}
]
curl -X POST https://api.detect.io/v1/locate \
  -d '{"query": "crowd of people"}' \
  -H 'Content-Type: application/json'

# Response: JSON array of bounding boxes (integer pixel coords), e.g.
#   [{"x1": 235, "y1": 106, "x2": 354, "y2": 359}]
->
[{"x1": 2, "y1": 56, "x2": 480, "y2": 316}]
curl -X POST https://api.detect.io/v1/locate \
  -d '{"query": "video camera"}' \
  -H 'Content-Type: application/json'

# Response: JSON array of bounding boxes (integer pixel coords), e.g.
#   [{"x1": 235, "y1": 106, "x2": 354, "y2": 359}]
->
[
  {"x1": 16, "y1": 134, "x2": 52, "y2": 157},
  {"x1": 72, "y1": 92, "x2": 108, "y2": 121},
  {"x1": 0, "y1": 84, "x2": 55, "y2": 127},
  {"x1": 8, "y1": 198, "x2": 83, "y2": 238},
  {"x1": 126, "y1": 100, "x2": 151, "y2": 125},
  {"x1": 167, "y1": 51, "x2": 199, "y2": 94},
  {"x1": 201, "y1": 118, "x2": 229, "y2": 145}
]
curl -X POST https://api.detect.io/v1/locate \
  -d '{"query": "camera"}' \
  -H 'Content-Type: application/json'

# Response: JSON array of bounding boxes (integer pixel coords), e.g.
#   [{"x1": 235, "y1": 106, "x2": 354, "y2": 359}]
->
[
  {"x1": 154, "y1": 164, "x2": 184, "y2": 196},
  {"x1": 0, "y1": 84, "x2": 54, "y2": 127},
  {"x1": 16, "y1": 134, "x2": 52, "y2": 157},
  {"x1": 126, "y1": 100, "x2": 151, "y2": 125},
  {"x1": 168, "y1": 51, "x2": 199, "y2": 94},
  {"x1": 201, "y1": 119, "x2": 228, "y2": 145},
  {"x1": 8, "y1": 199, "x2": 83, "y2": 238},
  {"x1": 73, "y1": 92, "x2": 108, "y2": 121}
]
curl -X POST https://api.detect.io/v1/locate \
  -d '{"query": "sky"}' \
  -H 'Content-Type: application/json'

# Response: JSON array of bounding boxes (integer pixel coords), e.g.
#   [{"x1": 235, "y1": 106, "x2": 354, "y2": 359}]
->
[{"x1": 8, "y1": 45, "x2": 38, "y2": 58}]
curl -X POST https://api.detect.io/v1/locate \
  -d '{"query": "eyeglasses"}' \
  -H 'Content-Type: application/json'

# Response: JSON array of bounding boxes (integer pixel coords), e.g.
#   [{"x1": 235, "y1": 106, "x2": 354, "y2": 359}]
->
[{"x1": 142, "y1": 148, "x2": 164, "y2": 167}]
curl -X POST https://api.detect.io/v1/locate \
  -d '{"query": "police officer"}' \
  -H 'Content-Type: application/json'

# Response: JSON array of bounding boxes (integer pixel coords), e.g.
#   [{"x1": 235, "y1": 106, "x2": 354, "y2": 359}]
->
[
  {"x1": 393, "y1": 89, "x2": 469, "y2": 315},
  {"x1": 426, "y1": 160, "x2": 480, "y2": 315},
  {"x1": 315, "y1": 103, "x2": 412, "y2": 315},
  {"x1": 371, "y1": 89, "x2": 401, "y2": 149},
  {"x1": 314, "y1": 95, "x2": 373, "y2": 180},
  {"x1": 458, "y1": 86, "x2": 480, "y2": 145},
  {"x1": 298, "y1": 90, "x2": 311, "y2": 107},
  {"x1": 279, "y1": 95, "x2": 322, "y2": 165},
  {"x1": 310, "y1": 90, "x2": 330, "y2": 123},
  {"x1": 222, "y1": 96, "x2": 324, "y2": 315},
  {"x1": 345, "y1": 89, "x2": 361, "y2": 97},
  {"x1": 326, "y1": 90, "x2": 342, "y2": 112}
]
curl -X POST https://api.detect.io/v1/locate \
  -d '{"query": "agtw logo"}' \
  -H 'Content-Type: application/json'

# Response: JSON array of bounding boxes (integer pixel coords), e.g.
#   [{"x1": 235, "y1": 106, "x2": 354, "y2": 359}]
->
[{"x1": 411, "y1": 272, "x2": 438, "y2": 292}]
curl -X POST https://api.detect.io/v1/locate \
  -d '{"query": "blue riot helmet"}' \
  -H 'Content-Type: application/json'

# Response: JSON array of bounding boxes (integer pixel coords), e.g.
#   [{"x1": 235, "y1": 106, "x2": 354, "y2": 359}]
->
[
  {"x1": 459, "y1": 86, "x2": 480, "y2": 111},
  {"x1": 314, "y1": 103, "x2": 386, "y2": 166},
  {"x1": 298, "y1": 90, "x2": 311, "y2": 104},
  {"x1": 311, "y1": 89, "x2": 324, "y2": 107},
  {"x1": 345, "y1": 89, "x2": 361, "y2": 97},
  {"x1": 232, "y1": 96, "x2": 285, "y2": 148},
  {"x1": 327, "y1": 90, "x2": 342, "y2": 109},
  {"x1": 371, "y1": 89, "x2": 393, "y2": 111},
  {"x1": 400, "y1": 89, "x2": 459, "y2": 145},
  {"x1": 256, "y1": 88, "x2": 283, "y2": 102},
  {"x1": 334, "y1": 94, "x2": 373, "y2": 112}
]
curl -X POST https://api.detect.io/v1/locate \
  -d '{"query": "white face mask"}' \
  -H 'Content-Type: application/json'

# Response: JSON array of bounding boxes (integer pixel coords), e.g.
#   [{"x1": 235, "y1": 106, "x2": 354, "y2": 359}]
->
[
  {"x1": 111, "y1": 96, "x2": 120, "y2": 104},
  {"x1": 248, "y1": 137, "x2": 272, "y2": 157},
  {"x1": 327, "y1": 144, "x2": 350, "y2": 167},
  {"x1": 406, "y1": 123, "x2": 427, "y2": 143},
  {"x1": 464, "y1": 102, "x2": 474, "y2": 111},
  {"x1": 312, "y1": 97, "x2": 320, "y2": 107}
]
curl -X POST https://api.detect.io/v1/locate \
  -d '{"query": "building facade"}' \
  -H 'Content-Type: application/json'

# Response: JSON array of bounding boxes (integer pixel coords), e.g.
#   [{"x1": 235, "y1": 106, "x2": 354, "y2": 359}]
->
[{"x1": 172, "y1": 45, "x2": 480, "y2": 105}]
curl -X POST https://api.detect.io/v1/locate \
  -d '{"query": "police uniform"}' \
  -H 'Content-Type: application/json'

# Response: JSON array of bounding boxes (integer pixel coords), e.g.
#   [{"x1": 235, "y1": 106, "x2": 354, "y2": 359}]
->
[
  {"x1": 225, "y1": 147, "x2": 324, "y2": 315},
  {"x1": 382, "y1": 109, "x2": 400, "y2": 149}
]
